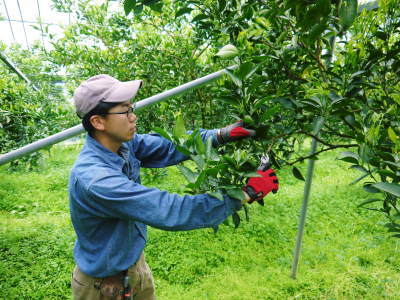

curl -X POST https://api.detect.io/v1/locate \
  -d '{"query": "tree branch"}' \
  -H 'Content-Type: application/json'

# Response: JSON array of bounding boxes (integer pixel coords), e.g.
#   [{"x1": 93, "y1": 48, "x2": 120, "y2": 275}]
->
[
  {"x1": 298, "y1": 131, "x2": 335, "y2": 147},
  {"x1": 285, "y1": 143, "x2": 358, "y2": 166},
  {"x1": 322, "y1": 124, "x2": 355, "y2": 139}
]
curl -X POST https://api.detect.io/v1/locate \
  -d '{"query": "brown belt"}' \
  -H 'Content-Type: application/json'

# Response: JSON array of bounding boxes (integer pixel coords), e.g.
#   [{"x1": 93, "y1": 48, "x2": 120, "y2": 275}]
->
[
  {"x1": 75, "y1": 267, "x2": 130, "y2": 299},
  {"x1": 100, "y1": 271, "x2": 127, "y2": 299}
]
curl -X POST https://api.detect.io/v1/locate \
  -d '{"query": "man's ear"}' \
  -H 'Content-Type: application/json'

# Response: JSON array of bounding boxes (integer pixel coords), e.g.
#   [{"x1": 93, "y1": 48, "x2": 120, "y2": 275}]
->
[{"x1": 90, "y1": 115, "x2": 106, "y2": 131}]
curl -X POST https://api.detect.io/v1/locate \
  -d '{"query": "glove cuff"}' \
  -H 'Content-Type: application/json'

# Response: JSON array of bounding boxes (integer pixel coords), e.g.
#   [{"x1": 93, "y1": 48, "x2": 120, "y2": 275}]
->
[
  {"x1": 243, "y1": 185, "x2": 261, "y2": 202},
  {"x1": 216, "y1": 128, "x2": 228, "y2": 144}
]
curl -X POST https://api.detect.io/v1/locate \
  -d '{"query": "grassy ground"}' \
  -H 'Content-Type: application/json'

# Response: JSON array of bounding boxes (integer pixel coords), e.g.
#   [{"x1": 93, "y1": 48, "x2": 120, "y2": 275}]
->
[{"x1": 0, "y1": 141, "x2": 399, "y2": 299}]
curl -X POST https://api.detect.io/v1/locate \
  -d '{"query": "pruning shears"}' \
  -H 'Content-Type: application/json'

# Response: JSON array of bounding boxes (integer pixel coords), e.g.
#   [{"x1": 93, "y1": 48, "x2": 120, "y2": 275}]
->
[
  {"x1": 257, "y1": 153, "x2": 271, "y2": 172},
  {"x1": 255, "y1": 153, "x2": 271, "y2": 206}
]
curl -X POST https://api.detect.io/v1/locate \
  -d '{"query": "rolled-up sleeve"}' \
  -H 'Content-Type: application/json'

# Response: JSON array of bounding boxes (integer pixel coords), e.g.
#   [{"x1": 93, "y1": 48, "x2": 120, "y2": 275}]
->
[{"x1": 86, "y1": 168, "x2": 241, "y2": 231}]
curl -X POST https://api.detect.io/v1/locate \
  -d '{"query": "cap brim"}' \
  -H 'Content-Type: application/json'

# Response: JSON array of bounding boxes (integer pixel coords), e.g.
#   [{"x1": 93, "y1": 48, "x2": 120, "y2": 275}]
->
[{"x1": 104, "y1": 80, "x2": 142, "y2": 103}]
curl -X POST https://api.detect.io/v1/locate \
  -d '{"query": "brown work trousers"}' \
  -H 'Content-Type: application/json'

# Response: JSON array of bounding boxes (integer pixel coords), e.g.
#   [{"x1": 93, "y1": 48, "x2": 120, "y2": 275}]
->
[{"x1": 71, "y1": 254, "x2": 156, "y2": 300}]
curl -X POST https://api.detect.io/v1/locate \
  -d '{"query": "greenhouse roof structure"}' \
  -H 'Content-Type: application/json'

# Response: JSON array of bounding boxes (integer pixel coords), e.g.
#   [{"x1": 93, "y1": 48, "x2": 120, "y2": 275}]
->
[
  {"x1": 0, "y1": 0, "x2": 120, "y2": 50},
  {"x1": 0, "y1": 0, "x2": 379, "y2": 50}
]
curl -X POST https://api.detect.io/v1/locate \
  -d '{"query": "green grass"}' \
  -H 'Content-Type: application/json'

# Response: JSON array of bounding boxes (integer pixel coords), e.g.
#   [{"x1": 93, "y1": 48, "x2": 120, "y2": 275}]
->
[{"x1": 1, "y1": 142, "x2": 400, "y2": 299}]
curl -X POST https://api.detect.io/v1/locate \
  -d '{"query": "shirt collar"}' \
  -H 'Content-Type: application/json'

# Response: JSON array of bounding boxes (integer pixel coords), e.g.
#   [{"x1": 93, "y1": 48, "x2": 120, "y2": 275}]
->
[{"x1": 85, "y1": 135, "x2": 130, "y2": 171}]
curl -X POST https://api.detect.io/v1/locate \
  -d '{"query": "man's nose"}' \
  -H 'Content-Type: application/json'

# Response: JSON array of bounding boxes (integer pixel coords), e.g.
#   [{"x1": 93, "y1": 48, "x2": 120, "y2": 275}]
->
[{"x1": 129, "y1": 113, "x2": 137, "y2": 122}]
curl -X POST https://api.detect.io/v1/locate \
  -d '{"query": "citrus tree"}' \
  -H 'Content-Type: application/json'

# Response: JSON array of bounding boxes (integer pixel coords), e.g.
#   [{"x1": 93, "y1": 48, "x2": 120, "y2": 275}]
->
[{"x1": 124, "y1": 0, "x2": 400, "y2": 235}]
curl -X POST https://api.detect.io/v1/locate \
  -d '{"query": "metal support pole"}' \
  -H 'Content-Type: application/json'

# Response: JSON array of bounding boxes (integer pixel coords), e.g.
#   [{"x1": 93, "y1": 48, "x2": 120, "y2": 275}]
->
[
  {"x1": 0, "y1": 52, "x2": 39, "y2": 91},
  {"x1": 2, "y1": 0, "x2": 16, "y2": 42},
  {"x1": 16, "y1": 0, "x2": 30, "y2": 50},
  {"x1": 0, "y1": 67, "x2": 234, "y2": 166},
  {"x1": 290, "y1": 21, "x2": 339, "y2": 278},
  {"x1": 291, "y1": 117, "x2": 325, "y2": 279}
]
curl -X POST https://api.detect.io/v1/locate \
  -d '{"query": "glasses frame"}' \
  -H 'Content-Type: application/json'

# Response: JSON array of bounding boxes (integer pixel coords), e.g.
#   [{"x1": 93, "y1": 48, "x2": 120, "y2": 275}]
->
[{"x1": 103, "y1": 104, "x2": 136, "y2": 118}]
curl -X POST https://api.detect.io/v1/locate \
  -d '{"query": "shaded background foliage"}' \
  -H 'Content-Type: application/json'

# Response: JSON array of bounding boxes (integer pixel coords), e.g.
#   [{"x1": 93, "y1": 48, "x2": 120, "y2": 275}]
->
[
  {"x1": 47, "y1": 0, "x2": 231, "y2": 131},
  {"x1": 0, "y1": 43, "x2": 75, "y2": 168}
]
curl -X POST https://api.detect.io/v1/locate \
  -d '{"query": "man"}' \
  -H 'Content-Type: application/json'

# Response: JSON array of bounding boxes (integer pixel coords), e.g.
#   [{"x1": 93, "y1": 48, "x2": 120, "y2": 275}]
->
[{"x1": 69, "y1": 74, "x2": 279, "y2": 300}]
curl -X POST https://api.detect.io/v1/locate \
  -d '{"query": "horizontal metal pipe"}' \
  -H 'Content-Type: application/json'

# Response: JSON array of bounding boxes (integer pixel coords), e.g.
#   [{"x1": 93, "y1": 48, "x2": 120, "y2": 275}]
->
[{"x1": 0, "y1": 67, "x2": 234, "y2": 166}]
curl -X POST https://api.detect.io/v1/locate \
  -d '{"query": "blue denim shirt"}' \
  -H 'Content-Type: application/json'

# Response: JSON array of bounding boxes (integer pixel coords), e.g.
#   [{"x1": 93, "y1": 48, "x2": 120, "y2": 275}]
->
[{"x1": 69, "y1": 129, "x2": 241, "y2": 277}]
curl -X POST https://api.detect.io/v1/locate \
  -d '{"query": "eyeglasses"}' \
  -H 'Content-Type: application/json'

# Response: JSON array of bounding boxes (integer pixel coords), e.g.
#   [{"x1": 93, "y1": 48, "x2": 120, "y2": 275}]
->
[{"x1": 104, "y1": 105, "x2": 135, "y2": 118}]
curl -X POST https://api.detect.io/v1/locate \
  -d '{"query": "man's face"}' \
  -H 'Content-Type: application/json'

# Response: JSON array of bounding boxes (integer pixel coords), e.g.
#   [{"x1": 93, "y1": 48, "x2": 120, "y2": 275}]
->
[{"x1": 101, "y1": 101, "x2": 137, "y2": 143}]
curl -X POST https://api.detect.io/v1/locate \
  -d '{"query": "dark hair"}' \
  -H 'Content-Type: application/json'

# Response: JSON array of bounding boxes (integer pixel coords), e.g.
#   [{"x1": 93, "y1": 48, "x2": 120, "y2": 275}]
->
[{"x1": 81, "y1": 101, "x2": 120, "y2": 137}]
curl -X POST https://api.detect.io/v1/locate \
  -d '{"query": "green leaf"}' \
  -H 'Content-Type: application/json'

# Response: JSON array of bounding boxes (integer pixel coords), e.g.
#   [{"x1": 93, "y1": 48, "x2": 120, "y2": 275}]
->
[
  {"x1": 207, "y1": 192, "x2": 224, "y2": 201},
  {"x1": 244, "y1": 172, "x2": 262, "y2": 178},
  {"x1": 375, "y1": 30, "x2": 388, "y2": 41},
  {"x1": 177, "y1": 165, "x2": 197, "y2": 183},
  {"x1": 383, "y1": 161, "x2": 400, "y2": 169},
  {"x1": 308, "y1": 23, "x2": 327, "y2": 42},
  {"x1": 271, "y1": 97, "x2": 294, "y2": 109},
  {"x1": 195, "y1": 170, "x2": 207, "y2": 186},
  {"x1": 372, "y1": 182, "x2": 400, "y2": 197},
  {"x1": 223, "y1": 155, "x2": 236, "y2": 167},
  {"x1": 243, "y1": 115, "x2": 254, "y2": 126},
  {"x1": 217, "y1": 0, "x2": 226, "y2": 11},
  {"x1": 224, "y1": 69, "x2": 242, "y2": 87},
  {"x1": 212, "y1": 225, "x2": 219, "y2": 234},
  {"x1": 124, "y1": 0, "x2": 136, "y2": 15},
  {"x1": 227, "y1": 188, "x2": 245, "y2": 202},
  {"x1": 149, "y1": 1, "x2": 163, "y2": 12},
  {"x1": 176, "y1": 145, "x2": 191, "y2": 156},
  {"x1": 344, "y1": 114, "x2": 357, "y2": 127},
  {"x1": 218, "y1": 96, "x2": 240, "y2": 105},
  {"x1": 223, "y1": 218, "x2": 230, "y2": 226},
  {"x1": 232, "y1": 212, "x2": 241, "y2": 228},
  {"x1": 377, "y1": 169, "x2": 397, "y2": 179},
  {"x1": 339, "y1": 0, "x2": 358, "y2": 30},
  {"x1": 236, "y1": 62, "x2": 260, "y2": 80},
  {"x1": 191, "y1": 155, "x2": 205, "y2": 169},
  {"x1": 337, "y1": 151, "x2": 359, "y2": 164},
  {"x1": 215, "y1": 44, "x2": 239, "y2": 59},
  {"x1": 259, "y1": 107, "x2": 280, "y2": 122},
  {"x1": 206, "y1": 167, "x2": 220, "y2": 177},
  {"x1": 175, "y1": 7, "x2": 192, "y2": 18},
  {"x1": 350, "y1": 173, "x2": 370, "y2": 185},
  {"x1": 192, "y1": 14, "x2": 208, "y2": 22},
  {"x1": 350, "y1": 70, "x2": 367, "y2": 79},
  {"x1": 205, "y1": 137, "x2": 213, "y2": 159},
  {"x1": 313, "y1": 116, "x2": 325, "y2": 134},
  {"x1": 388, "y1": 127, "x2": 398, "y2": 144},
  {"x1": 134, "y1": 4, "x2": 143, "y2": 15},
  {"x1": 142, "y1": 0, "x2": 159, "y2": 5},
  {"x1": 152, "y1": 127, "x2": 172, "y2": 141},
  {"x1": 194, "y1": 132, "x2": 205, "y2": 155},
  {"x1": 172, "y1": 113, "x2": 187, "y2": 139},
  {"x1": 349, "y1": 165, "x2": 368, "y2": 174},
  {"x1": 292, "y1": 166, "x2": 305, "y2": 181},
  {"x1": 359, "y1": 144, "x2": 373, "y2": 164},
  {"x1": 363, "y1": 183, "x2": 380, "y2": 194},
  {"x1": 357, "y1": 198, "x2": 383, "y2": 208},
  {"x1": 384, "y1": 222, "x2": 400, "y2": 229}
]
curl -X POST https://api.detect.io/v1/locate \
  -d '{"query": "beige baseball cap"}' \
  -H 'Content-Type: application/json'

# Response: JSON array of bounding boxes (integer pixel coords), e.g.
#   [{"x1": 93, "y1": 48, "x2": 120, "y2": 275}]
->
[{"x1": 73, "y1": 74, "x2": 142, "y2": 118}]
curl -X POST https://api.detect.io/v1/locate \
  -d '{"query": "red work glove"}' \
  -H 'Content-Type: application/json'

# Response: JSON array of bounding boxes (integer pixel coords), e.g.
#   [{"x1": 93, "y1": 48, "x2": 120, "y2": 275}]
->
[
  {"x1": 243, "y1": 169, "x2": 279, "y2": 204},
  {"x1": 217, "y1": 120, "x2": 256, "y2": 144}
]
